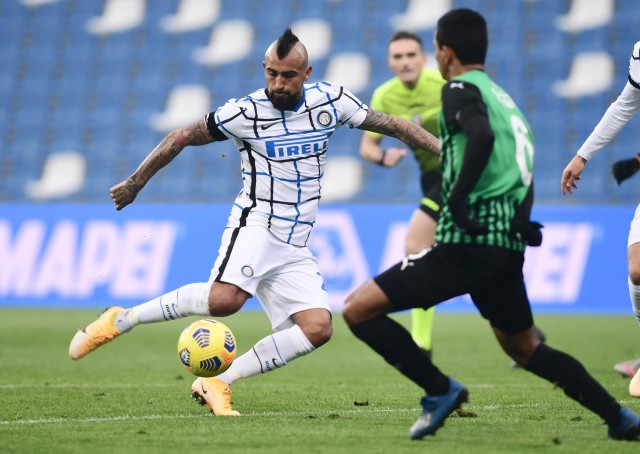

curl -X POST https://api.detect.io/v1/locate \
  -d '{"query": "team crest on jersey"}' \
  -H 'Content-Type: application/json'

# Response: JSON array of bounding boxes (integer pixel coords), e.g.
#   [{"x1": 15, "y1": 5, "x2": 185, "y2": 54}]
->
[
  {"x1": 241, "y1": 265, "x2": 254, "y2": 277},
  {"x1": 317, "y1": 110, "x2": 332, "y2": 127}
]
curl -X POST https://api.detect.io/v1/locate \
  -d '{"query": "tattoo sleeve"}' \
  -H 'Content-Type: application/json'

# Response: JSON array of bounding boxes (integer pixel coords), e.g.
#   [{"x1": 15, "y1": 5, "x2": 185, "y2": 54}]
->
[
  {"x1": 358, "y1": 109, "x2": 440, "y2": 156},
  {"x1": 129, "y1": 119, "x2": 214, "y2": 189}
]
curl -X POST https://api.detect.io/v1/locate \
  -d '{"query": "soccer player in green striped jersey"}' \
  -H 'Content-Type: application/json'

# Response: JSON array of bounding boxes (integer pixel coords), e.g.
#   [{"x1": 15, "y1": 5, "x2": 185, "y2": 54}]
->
[
  {"x1": 344, "y1": 8, "x2": 640, "y2": 442},
  {"x1": 360, "y1": 31, "x2": 445, "y2": 359}
]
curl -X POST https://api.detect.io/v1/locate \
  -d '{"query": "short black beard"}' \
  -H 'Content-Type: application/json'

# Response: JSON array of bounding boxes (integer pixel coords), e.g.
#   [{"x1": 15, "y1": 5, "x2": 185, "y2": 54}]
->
[{"x1": 266, "y1": 89, "x2": 302, "y2": 111}]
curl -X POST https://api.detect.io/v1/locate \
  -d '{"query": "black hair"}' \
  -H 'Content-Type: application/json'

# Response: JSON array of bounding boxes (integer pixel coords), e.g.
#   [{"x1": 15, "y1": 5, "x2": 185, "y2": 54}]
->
[
  {"x1": 388, "y1": 30, "x2": 423, "y2": 50},
  {"x1": 276, "y1": 28, "x2": 300, "y2": 60},
  {"x1": 435, "y1": 8, "x2": 487, "y2": 65}
]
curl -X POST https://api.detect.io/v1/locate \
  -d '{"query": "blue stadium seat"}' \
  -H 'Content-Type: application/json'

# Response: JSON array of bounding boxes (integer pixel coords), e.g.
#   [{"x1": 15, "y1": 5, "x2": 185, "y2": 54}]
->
[{"x1": 1, "y1": 0, "x2": 639, "y2": 204}]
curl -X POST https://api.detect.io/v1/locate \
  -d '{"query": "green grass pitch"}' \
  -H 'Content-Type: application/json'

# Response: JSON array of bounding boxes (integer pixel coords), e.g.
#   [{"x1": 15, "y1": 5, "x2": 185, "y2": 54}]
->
[{"x1": 1, "y1": 308, "x2": 639, "y2": 453}]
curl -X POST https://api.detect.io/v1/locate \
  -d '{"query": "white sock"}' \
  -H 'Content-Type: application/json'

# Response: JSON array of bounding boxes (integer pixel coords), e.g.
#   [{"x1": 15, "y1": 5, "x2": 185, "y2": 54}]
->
[
  {"x1": 217, "y1": 324, "x2": 315, "y2": 385},
  {"x1": 629, "y1": 277, "x2": 640, "y2": 324},
  {"x1": 114, "y1": 282, "x2": 210, "y2": 333}
]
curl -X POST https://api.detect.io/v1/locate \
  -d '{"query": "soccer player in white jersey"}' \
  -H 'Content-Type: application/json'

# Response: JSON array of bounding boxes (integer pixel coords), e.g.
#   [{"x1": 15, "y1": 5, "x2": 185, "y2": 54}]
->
[
  {"x1": 68, "y1": 28, "x2": 440, "y2": 416},
  {"x1": 561, "y1": 40, "x2": 640, "y2": 398}
]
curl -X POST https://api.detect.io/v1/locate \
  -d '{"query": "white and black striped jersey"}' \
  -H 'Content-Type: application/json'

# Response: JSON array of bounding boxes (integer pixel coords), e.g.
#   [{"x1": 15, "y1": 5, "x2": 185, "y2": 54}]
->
[{"x1": 205, "y1": 81, "x2": 368, "y2": 246}]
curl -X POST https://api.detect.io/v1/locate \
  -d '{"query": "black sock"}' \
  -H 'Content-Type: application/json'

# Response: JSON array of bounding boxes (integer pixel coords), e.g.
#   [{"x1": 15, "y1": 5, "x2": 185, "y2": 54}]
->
[
  {"x1": 349, "y1": 316, "x2": 449, "y2": 395},
  {"x1": 525, "y1": 344, "x2": 621, "y2": 427}
]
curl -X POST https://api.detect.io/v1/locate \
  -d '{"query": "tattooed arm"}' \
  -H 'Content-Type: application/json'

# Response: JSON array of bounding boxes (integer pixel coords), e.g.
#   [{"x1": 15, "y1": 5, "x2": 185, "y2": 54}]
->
[
  {"x1": 110, "y1": 119, "x2": 214, "y2": 210},
  {"x1": 357, "y1": 109, "x2": 440, "y2": 156}
]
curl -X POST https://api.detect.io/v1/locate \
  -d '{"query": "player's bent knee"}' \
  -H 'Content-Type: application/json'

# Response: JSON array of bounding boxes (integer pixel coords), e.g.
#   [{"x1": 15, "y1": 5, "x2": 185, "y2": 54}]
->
[
  {"x1": 342, "y1": 301, "x2": 374, "y2": 328},
  {"x1": 208, "y1": 301, "x2": 242, "y2": 317},
  {"x1": 299, "y1": 320, "x2": 333, "y2": 348},
  {"x1": 629, "y1": 268, "x2": 640, "y2": 286},
  {"x1": 293, "y1": 308, "x2": 333, "y2": 348},
  {"x1": 310, "y1": 325, "x2": 333, "y2": 348},
  {"x1": 207, "y1": 282, "x2": 251, "y2": 316},
  {"x1": 343, "y1": 281, "x2": 387, "y2": 327},
  {"x1": 628, "y1": 244, "x2": 640, "y2": 285},
  {"x1": 343, "y1": 294, "x2": 374, "y2": 327},
  {"x1": 207, "y1": 292, "x2": 249, "y2": 316},
  {"x1": 342, "y1": 296, "x2": 359, "y2": 327}
]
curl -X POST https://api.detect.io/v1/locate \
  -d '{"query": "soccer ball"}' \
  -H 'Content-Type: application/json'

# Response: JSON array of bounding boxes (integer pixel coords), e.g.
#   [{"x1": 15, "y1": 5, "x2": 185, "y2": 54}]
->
[{"x1": 177, "y1": 319, "x2": 237, "y2": 377}]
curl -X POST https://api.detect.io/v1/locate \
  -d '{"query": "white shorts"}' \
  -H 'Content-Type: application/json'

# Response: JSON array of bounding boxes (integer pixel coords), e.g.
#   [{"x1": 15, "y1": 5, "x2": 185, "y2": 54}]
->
[
  {"x1": 208, "y1": 225, "x2": 330, "y2": 331},
  {"x1": 628, "y1": 203, "x2": 640, "y2": 248}
]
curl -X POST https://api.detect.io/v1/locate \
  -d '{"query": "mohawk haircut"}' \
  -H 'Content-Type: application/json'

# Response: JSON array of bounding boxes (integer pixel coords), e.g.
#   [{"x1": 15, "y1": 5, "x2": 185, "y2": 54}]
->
[{"x1": 275, "y1": 28, "x2": 300, "y2": 59}]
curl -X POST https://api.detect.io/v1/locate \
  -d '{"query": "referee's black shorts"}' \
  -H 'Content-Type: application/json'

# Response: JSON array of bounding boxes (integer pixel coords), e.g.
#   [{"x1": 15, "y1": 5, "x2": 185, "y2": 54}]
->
[{"x1": 374, "y1": 243, "x2": 534, "y2": 334}]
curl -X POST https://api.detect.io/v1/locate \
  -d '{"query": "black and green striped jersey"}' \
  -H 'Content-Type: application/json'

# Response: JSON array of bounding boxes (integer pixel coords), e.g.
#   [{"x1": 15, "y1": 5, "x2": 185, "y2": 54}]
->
[{"x1": 436, "y1": 70, "x2": 534, "y2": 251}]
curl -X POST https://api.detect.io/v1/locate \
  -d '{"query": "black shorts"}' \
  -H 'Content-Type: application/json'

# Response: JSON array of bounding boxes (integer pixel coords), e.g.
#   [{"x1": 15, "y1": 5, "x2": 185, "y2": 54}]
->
[
  {"x1": 419, "y1": 171, "x2": 443, "y2": 221},
  {"x1": 374, "y1": 243, "x2": 534, "y2": 333}
]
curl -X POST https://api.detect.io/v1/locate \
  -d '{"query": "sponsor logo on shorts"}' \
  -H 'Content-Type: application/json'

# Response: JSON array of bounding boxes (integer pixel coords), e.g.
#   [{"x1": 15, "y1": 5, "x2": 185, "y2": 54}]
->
[{"x1": 400, "y1": 248, "x2": 430, "y2": 271}]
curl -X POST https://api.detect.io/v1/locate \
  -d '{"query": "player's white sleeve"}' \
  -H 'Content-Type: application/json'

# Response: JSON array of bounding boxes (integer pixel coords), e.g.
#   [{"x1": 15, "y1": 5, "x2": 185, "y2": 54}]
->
[
  {"x1": 577, "y1": 41, "x2": 640, "y2": 161},
  {"x1": 334, "y1": 84, "x2": 368, "y2": 128},
  {"x1": 629, "y1": 41, "x2": 640, "y2": 87}
]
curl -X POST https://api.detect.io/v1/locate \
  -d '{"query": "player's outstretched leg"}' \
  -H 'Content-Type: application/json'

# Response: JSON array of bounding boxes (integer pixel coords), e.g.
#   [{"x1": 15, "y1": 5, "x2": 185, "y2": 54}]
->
[
  {"x1": 191, "y1": 377, "x2": 240, "y2": 416},
  {"x1": 409, "y1": 376, "x2": 469, "y2": 440},
  {"x1": 69, "y1": 306, "x2": 123, "y2": 360},
  {"x1": 69, "y1": 283, "x2": 212, "y2": 361},
  {"x1": 608, "y1": 407, "x2": 640, "y2": 440}
]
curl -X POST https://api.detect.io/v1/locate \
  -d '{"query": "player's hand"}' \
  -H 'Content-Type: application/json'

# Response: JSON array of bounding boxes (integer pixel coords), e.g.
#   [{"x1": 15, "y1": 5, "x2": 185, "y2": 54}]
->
[
  {"x1": 448, "y1": 197, "x2": 489, "y2": 235},
  {"x1": 612, "y1": 156, "x2": 640, "y2": 185},
  {"x1": 381, "y1": 147, "x2": 407, "y2": 167},
  {"x1": 511, "y1": 219, "x2": 544, "y2": 247},
  {"x1": 560, "y1": 155, "x2": 587, "y2": 195},
  {"x1": 109, "y1": 179, "x2": 140, "y2": 210}
]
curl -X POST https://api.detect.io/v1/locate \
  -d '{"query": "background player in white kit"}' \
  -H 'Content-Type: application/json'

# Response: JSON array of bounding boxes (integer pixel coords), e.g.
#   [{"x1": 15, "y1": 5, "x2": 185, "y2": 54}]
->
[
  {"x1": 561, "y1": 40, "x2": 640, "y2": 397},
  {"x1": 68, "y1": 28, "x2": 440, "y2": 416}
]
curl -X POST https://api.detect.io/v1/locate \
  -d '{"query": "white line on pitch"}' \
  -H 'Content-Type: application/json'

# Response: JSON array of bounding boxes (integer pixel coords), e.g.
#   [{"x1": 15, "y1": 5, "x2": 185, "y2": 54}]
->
[{"x1": 0, "y1": 403, "x2": 553, "y2": 426}]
